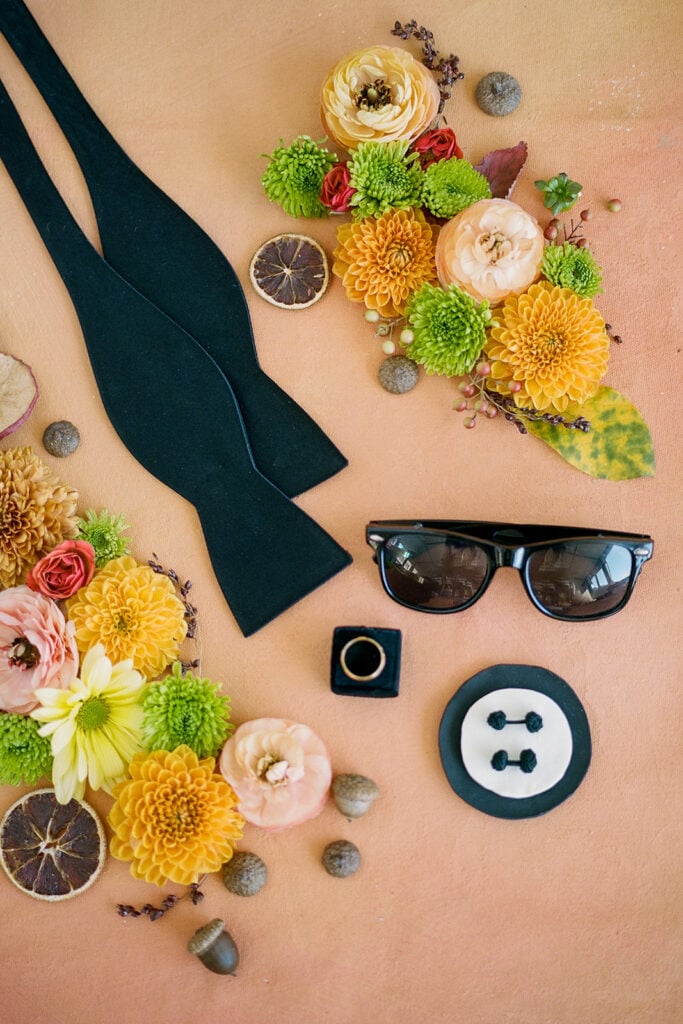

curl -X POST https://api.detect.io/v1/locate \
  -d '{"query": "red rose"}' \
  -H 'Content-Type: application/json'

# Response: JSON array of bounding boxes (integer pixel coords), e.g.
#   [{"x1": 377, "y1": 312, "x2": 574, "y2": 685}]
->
[
  {"x1": 26, "y1": 539, "x2": 96, "y2": 600},
  {"x1": 320, "y1": 162, "x2": 356, "y2": 213},
  {"x1": 412, "y1": 127, "x2": 464, "y2": 166}
]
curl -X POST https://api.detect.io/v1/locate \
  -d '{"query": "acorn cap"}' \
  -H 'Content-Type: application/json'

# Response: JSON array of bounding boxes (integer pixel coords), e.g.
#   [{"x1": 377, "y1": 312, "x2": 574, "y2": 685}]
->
[
  {"x1": 332, "y1": 774, "x2": 379, "y2": 819},
  {"x1": 188, "y1": 918, "x2": 225, "y2": 956}
]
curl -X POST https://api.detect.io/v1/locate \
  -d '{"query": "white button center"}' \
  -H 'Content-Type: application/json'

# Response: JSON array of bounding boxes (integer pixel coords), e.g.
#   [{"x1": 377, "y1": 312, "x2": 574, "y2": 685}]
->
[{"x1": 460, "y1": 687, "x2": 573, "y2": 798}]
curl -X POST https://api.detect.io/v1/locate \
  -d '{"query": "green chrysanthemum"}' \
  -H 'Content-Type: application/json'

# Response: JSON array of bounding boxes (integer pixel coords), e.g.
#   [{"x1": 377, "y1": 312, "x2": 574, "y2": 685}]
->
[
  {"x1": 141, "y1": 661, "x2": 233, "y2": 759},
  {"x1": 0, "y1": 712, "x2": 53, "y2": 785},
  {"x1": 541, "y1": 242, "x2": 603, "y2": 298},
  {"x1": 405, "y1": 283, "x2": 492, "y2": 376},
  {"x1": 261, "y1": 135, "x2": 336, "y2": 218},
  {"x1": 77, "y1": 508, "x2": 130, "y2": 568},
  {"x1": 348, "y1": 140, "x2": 423, "y2": 220},
  {"x1": 421, "y1": 158, "x2": 491, "y2": 218}
]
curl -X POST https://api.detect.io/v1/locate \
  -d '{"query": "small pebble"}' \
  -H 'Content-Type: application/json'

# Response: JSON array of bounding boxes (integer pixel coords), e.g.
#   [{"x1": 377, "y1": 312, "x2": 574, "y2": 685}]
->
[
  {"x1": 42, "y1": 420, "x2": 80, "y2": 457},
  {"x1": 222, "y1": 852, "x2": 267, "y2": 896},
  {"x1": 322, "y1": 840, "x2": 361, "y2": 878},
  {"x1": 475, "y1": 72, "x2": 522, "y2": 116},
  {"x1": 378, "y1": 355, "x2": 419, "y2": 395}
]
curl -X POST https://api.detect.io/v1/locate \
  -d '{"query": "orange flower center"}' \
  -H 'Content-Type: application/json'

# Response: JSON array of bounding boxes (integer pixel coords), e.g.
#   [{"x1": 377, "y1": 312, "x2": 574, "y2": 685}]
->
[{"x1": 149, "y1": 785, "x2": 205, "y2": 842}]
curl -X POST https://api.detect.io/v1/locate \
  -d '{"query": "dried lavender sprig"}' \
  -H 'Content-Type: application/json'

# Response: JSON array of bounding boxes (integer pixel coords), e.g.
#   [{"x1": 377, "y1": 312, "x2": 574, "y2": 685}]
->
[
  {"x1": 604, "y1": 323, "x2": 624, "y2": 344},
  {"x1": 486, "y1": 389, "x2": 592, "y2": 432},
  {"x1": 148, "y1": 553, "x2": 199, "y2": 642},
  {"x1": 116, "y1": 880, "x2": 205, "y2": 922},
  {"x1": 391, "y1": 19, "x2": 464, "y2": 114}
]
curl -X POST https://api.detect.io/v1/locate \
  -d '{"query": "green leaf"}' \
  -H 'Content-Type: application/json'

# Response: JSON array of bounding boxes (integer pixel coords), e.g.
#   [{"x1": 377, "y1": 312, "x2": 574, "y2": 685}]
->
[{"x1": 526, "y1": 387, "x2": 655, "y2": 480}]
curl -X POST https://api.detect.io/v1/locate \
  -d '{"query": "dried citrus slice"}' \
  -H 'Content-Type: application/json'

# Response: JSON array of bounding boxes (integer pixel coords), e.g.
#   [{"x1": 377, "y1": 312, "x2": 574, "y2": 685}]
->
[
  {"x1": 0, "y1": 788, "x2": 105, "y2": 901},
  {"x1": 249, "y1": 233, "x2": 329, "y2": 309}
]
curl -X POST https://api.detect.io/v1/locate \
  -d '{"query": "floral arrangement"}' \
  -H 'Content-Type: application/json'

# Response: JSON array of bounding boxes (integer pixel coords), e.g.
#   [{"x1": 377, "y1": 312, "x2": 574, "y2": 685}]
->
[
  {"x1": 0, "y1": 446, "x2": 363, "y2": 919},
  {"x1": 259, "y1": 20, "x2": 654, "y2": 481}
]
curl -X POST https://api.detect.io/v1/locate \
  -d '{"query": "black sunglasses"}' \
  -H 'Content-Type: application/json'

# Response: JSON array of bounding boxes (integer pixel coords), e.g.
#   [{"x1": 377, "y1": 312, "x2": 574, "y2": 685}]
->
[{"x1": 366, "y1": 520, "x2": 654, "y2": 622}]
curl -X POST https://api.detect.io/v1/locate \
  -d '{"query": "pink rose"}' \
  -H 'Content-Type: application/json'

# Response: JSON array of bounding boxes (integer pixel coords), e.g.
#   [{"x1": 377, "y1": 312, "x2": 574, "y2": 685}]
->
[
  {"x1": 0, "y1": 586, "x2": 79, "y2": 714},
  {"x1": 412, "y1": 127, "x2": 464, "y2": 166},
  {"x1": 26, "y1": 539, "x2": 96, "y2": 600},
  {"x1": 219, "y1": 718, "x2": 332, "y2": 832},
  {"x1": 320, "y1": 162, "x2": 356, "y2": 213}
]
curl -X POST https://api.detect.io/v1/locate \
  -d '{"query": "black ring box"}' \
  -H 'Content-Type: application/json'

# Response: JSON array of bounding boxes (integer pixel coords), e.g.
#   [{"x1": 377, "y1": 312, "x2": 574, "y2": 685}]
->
[{"x1": 330, "y1": 626, "x2": 402, "y2": 698}]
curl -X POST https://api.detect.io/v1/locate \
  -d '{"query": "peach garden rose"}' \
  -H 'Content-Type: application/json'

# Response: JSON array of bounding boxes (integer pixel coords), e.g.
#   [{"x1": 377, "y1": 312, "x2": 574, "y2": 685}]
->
[
  {"x1": 435, "y1": 198, "x2": 545, "y2": 305},
  {"x1": 219, "y1": 717, "x2": 332, "y2": 832},
  {"x1": 321, "y1": 45, "x2": 440, "y2": 150}
]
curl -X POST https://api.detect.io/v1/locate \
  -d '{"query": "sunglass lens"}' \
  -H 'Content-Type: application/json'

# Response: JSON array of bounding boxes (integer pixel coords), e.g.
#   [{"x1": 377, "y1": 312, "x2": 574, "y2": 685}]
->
[
  {"x1": 382, "y1": 533, "x2": 489, "y2": 610},
  {"x1": 527, "y1": 541, "x2": 634, "y2": 619}
]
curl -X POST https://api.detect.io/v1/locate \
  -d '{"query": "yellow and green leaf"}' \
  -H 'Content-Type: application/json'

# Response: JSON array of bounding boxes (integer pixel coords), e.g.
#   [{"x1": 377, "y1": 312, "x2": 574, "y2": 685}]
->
[{"x1": 526, "y1": 386, "x2": 655, "y2": 480}]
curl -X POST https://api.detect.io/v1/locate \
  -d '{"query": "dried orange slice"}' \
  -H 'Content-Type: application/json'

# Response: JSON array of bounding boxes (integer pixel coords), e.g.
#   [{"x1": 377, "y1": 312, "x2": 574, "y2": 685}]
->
[
  {"x1": 0, "y1": 788, "x2": 105, "y2": 901},
  {"x1": 249, "y1": 233, "x2": 329, "y2": 309}
]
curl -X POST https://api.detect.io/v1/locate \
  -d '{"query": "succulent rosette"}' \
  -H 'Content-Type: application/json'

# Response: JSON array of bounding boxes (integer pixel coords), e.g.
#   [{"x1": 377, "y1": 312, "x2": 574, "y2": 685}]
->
[
  {"x1": 219, "y1": 717, "x2": 332, "y2": 832},
  {"x1": 436, "y1": 198, "x2": 545, "y2": 304},
  {"x1": 321, "y1": 45, "x2": 440, "y2": 149},
  {"x1": 0, "y1": 586, "x2": 78, "y2": 714}
]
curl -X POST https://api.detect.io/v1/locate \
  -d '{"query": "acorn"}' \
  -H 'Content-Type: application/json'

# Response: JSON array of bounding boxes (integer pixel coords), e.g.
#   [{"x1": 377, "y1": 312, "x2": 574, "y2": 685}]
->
[
  {"x1": 322, "y1": 840, "x2": 361, "y2": 878},
  {"x1": 378, "y1": 355, "x2": 419, "y2": 394},
  {"x1": 187, "y1": 918, "x2": 239, "y2": 975},
  {"x1": 42, "y1": 420, "x2": 80, "y2": 457},
  {"x1": 222, "y1": 852, "x2": 267, "y2": 897},
  {"x1": 332, "y1": 774, "x2": 379, "y2": 820},
  {"x1": 475, "y1": 72, "x2": 522, "y2": 116}
]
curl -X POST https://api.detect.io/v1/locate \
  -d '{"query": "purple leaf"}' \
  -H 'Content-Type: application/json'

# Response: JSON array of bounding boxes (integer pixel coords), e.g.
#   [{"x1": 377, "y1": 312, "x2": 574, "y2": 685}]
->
[{"x1": 474, "y1": 141, "x2": 528, "y2": 199}]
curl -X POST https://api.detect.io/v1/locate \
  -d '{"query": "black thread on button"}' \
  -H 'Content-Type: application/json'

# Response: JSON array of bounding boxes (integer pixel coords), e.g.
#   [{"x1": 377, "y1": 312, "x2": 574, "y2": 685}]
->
[
  {"x1": 491, "y1": 749, "x2": 537, "y2": 773},
  {"x1": 487, "y1": 710, "x2": 543, "y2": 733}
]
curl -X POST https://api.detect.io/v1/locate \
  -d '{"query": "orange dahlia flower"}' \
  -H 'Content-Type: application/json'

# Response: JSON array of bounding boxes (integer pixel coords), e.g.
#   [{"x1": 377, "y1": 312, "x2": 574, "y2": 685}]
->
[
  {"x1": 484, "y1": 281, "x2": 610, "y2": 412},
  {"x1": 108, "y1": 745, "x2": 244, "y2": 886},
  {"x1": 66, "y1": 555, "x2": 187, "y2": 678},
  {"x1": 333, "y1": 208, "x2": 437, "y2": 318}
]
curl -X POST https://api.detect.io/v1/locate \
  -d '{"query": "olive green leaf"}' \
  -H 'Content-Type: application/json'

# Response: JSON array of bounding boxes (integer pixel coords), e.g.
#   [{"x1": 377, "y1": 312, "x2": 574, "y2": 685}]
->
[{"x1": 526, "y1": 386, "x2": 655, "y2": 480}]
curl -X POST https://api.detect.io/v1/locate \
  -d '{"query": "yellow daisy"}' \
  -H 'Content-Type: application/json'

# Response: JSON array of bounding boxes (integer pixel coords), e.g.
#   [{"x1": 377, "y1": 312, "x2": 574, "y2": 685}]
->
[
  {"x1": 333, "y1": 207, "x2": 437, "y2": 318},
  {"x1": 108, "y1": 746, "x2": 244, "y2": 887},
  {"x1": 66, "y1": 555, "x2": 187, "y2": 678},
  {"x1": 31, "y1": 643, "x2": 145, "y2": 804},
  {"x1": 484, "y1": 281, "x2": 610, "y2": 412}
]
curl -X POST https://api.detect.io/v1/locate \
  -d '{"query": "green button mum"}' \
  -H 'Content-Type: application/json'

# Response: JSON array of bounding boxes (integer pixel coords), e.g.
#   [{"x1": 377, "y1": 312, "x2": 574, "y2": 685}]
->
[
  {"x1": 421, "y1": 158, "x2": 491, "y2": 219},
  {"x1": 0, "y1": 713, "x2": 53, "y2": 786},
  {"x1": 141, "y1": 661, "x2": 233, "y2": 759},
  {"x1": 404, "y1": 283, "x2": 492, "y2": 376},
  {"x1": 541, "y1": 242, "x2": 603, "y2": 299},
  {"x1": 348, "y1": 140, "x2": 424, "y2": 220},
  {"x1": 262, "y1": 135, "x2": 336, "y2": 219}
]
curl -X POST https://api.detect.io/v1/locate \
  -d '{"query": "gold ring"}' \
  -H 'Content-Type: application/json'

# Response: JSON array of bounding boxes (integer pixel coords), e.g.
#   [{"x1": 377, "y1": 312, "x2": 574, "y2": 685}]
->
[{"x1": 339, "y1": 636, "x2": 386, "y2": 682}]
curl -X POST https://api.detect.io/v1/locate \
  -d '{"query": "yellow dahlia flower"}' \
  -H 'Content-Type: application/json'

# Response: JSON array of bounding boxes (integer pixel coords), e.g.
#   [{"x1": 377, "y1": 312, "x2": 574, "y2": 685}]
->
[
  {"x1": 333, "y1": 207, "x2": 437, "y2": 318},
  {"x1": 108, "y1": 745, "x2": 244, "y2": 886},
  {"x1": 484, "y1": 281, "x2": 610, "y2": 412},
  {"x1": 321, "y1": 45, "x2": 440, "y2": 150},
  {"x1": 31, "y1": 643, "x2": 145, "y2": 804},
  {"x1": 0, "y1": 446, "x2": 78, "y2": 589},
  {"x1": 436, "y1": 198, "x2": 545, "y2": 305},
  {"x1": 67, "y1": 555, "x2": 187, "y2": 678}
]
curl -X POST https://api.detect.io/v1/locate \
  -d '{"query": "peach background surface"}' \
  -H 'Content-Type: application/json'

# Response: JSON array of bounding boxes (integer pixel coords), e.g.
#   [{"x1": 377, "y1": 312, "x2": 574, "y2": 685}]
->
[{"x1": 0, "y1": 2, "x2": 681, "y2": 1022}]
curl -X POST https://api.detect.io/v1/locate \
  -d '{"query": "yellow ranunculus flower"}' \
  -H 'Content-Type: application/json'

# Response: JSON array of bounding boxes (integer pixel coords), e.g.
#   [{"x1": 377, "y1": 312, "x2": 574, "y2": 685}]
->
[{"x1": 321, "y1": 45, "x2": 440, "y2": 150}]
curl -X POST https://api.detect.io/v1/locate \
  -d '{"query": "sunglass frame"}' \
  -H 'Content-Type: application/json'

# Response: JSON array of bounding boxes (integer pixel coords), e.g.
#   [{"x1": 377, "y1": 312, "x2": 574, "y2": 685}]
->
[{"x1": 366, "y1": 520, "x2": 654, "y2": 622}]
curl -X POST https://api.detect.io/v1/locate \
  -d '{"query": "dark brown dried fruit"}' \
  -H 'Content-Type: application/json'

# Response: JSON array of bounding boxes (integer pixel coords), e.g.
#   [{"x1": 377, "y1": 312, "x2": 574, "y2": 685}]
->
[
  {"x1": 249, "y1": 234, "x2": 329, "y2": 309},
  {"x1": 0, "y1": 788, "x2": 105, "y2": 901}
]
